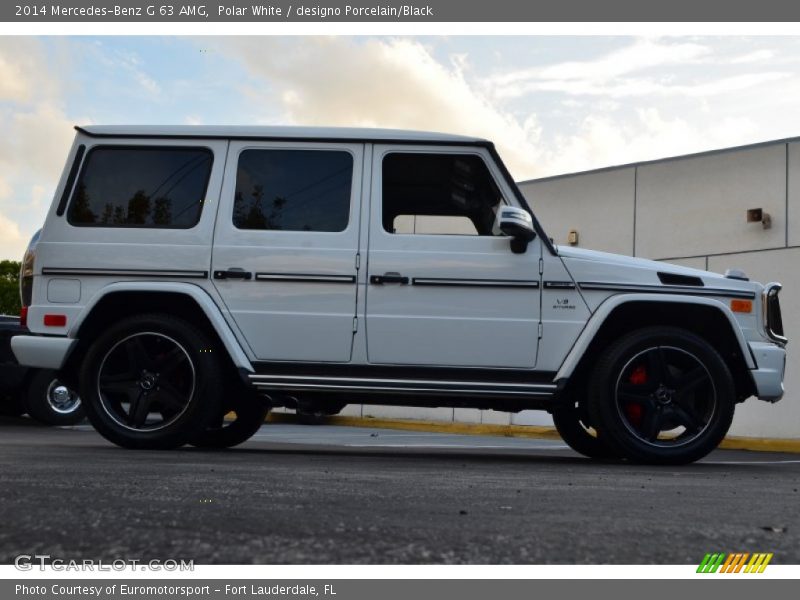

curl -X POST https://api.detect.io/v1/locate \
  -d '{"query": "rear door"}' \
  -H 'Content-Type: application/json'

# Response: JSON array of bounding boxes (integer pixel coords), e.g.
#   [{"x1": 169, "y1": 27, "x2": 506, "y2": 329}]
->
[
  {"x1": 364, "y1": 145, "x2": 542, "y2": 369},
  {"x1": 212, "y1": 141, "x2": 363, "y2": 362}
]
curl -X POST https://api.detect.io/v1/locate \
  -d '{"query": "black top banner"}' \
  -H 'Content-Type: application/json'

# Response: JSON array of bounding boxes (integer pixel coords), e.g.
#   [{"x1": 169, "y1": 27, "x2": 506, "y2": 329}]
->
[{"x1": 5, "y1": 0, "x2": 800, "y2": 22}]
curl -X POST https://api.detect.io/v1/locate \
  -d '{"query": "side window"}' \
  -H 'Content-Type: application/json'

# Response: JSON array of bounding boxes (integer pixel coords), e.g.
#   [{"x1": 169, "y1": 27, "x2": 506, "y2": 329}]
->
[
  {"x1": 382, "y1": 153, "x2": 505, "y2": 236},
  {"x1": 67, "y1": 146, "x2": 213, "y2": 228},
  {"x1": 233, "y1": 149, "x2": 353, "y2": 232}
]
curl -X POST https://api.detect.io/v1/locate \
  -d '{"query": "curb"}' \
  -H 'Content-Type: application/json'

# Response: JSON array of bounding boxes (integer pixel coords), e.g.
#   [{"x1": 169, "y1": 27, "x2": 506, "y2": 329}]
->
[{"x1": 265, "y1": 412, "x2": 800, "y2": 453}]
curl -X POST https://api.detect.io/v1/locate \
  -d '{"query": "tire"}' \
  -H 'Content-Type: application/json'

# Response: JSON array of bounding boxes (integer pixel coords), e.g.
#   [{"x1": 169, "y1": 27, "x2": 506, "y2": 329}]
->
[
  {"x1": 24, "y1": 369, "x2": 85, "y2": 426},
  {"x1": 190, "y1": 390, "x2": 269, "y2": 448},
  {"x1": 79, "y1": 313, "x2": 223, "y2": 450},
  {"x1": 552, "y1": 398, "x2": 618, "y2": 459},
  {"x1": 0, "y1": 393, "x2": 26, "y2": 417},
  {"x1": 587, "y1": 326, "x2": 736, "y2": 465}
]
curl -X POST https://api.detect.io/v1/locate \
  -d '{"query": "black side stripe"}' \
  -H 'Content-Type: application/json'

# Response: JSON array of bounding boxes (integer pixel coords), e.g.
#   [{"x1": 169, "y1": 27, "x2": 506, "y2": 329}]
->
[
  {"x1": 412, "y1": 278, "x2": 539, "y2": 289},
  {"x1": 578, "y1": 282, "x2": 756, "y2": 300},
  {"x1": 41, "y1": 268, "x2": 208, "y2": 279},
  {"x1": 255, "y1": 273, "x2": 356, "y2": 284}
]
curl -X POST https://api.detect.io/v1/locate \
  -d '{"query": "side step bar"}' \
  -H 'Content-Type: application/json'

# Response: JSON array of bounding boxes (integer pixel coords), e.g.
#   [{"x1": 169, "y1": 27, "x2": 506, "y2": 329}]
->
[{"x1": 248, "y1": 374, "x2": 558, "y2": 399}]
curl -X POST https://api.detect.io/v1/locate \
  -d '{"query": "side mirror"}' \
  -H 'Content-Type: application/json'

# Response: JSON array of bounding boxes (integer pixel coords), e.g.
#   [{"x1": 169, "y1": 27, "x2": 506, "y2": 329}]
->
[{"x1": 496, "y1": 206, "x2": 536, "y2": 253}]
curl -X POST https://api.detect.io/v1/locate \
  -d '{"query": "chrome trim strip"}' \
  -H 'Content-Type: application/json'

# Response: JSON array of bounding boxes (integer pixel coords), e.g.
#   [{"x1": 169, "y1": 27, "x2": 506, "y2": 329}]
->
[
  {"x1": 249, "y1": 376, "x2": 557, "y2": 398},
  {"x1": 250, "y1": 373, "x2": 556, "y2": 390},
  {"x1": 255, "y1": 273, "x2": 356, "y2": 284},
  {"x1": 544, "y1": 281, "x2": 577, "y2": 290},
  {"x1": 41, "y1": 267, "x2": 208, "y2": 279},
  {"x1": 251, "y1": 382, "x2": 552, "y2": 397},
  {"x1": 412, "y1": 278, "x2": 539, "y2": 289},
  {"x1": 578, "y1": 281, "x2": 756, "y2": 299}
]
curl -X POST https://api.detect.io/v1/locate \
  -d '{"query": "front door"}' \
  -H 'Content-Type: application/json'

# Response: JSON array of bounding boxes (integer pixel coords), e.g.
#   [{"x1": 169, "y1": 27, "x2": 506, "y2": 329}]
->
[
  {"x1": 365, "y1": 146, "x2": 542, "y2": 369},
  {"x1": 212, "y1": 141, "x2": 363, "y2": 362}
]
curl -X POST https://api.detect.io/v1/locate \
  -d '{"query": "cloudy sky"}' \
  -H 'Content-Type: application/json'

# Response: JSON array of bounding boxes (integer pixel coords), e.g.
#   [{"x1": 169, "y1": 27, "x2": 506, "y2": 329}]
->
[{"x1": 2, "y1": 35, "x2": 800, "y2": 259}]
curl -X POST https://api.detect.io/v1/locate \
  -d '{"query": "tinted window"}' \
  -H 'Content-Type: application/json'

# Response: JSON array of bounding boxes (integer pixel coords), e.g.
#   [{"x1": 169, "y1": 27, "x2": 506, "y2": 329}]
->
[
  {"x1": 233, "y1": 149, "x2": 352, "y2": 232},
  {"x1": 382, "y1": 153, "x2": 504, "y2": 236},
  {"x1": 68, "y1": 147, "x2": 212, "y2": 228}
]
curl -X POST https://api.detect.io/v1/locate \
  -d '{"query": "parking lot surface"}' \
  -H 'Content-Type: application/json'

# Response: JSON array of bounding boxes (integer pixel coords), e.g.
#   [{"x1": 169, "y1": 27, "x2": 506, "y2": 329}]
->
[{"x1": 0, "y1": 417, "x2": 798, "y2": 564}]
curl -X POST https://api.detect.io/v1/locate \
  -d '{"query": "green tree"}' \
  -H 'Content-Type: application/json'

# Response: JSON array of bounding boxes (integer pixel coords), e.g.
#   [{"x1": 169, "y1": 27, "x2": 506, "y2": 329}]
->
[
  {"x1": 0, "y1": 260, "x2": 21, "y2": 316},
  {"x1": 126, "y1": 190, "x2": 151, "y2": 225},
  {"x1": 69, "y1": 183, "x2": 96, "y2": 223},
  {"x1": 153, "y1": 197, "x2": 173, "y2": 225}
]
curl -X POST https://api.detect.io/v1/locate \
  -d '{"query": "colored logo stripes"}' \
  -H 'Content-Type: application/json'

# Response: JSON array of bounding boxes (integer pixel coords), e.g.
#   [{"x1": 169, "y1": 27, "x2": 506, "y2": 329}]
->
[{"x1": 697, "y1": 553, "x2": 773, "y2": 573}]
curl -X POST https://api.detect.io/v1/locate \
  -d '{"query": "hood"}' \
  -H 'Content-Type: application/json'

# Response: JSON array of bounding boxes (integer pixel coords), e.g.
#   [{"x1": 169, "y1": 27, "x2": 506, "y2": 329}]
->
[{"x1": 556, "y1": 245, "x2": 760, "y2": 295}]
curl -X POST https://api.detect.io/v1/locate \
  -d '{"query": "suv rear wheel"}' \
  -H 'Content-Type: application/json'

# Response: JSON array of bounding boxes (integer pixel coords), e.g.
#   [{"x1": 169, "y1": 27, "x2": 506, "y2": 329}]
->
[
  {"x1": 587, "y1": 326, "x2": 735, "y2": 465},
  {"x1": 79, "y1": 313, "x2": 223, "y2": 449},
  {"x1": 552, "y1": 398, "x2": 618, "y2": 459},
  {"x1": 190, "y1": 389, "x2": 269, "y2": 448}
]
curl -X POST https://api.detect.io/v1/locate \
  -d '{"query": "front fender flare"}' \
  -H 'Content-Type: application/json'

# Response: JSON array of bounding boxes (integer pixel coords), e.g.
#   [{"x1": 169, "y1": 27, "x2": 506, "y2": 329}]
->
[{"x1": 555, "y1": 293, "x2": 755, "y2": 381}]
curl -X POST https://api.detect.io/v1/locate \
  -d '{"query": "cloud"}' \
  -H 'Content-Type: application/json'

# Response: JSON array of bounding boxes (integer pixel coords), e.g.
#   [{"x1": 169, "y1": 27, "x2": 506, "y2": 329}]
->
[
  {"x1": 731, "y1": 49, "x2": 775, "y2": 64},
  {"x1": 0, "y1": 211, "x2": 27, "y2": 261},
  {"x1": 487, "y1": 39, "x2": 790, "y2": 102},
  {"x1": 0, "y1": 176, "x2": 10, "y2": 201},
  {"x1": 213, "y1": 37, "x2": 540, "y2": 177},
  {"x1": 496, "y1": 39, "x2": 709, "y2": 87},
  {"x1": 0, "y1": 104, "x2": 75, "y2": 180},
  {"x1": 0, "y1": 39, "x2": 75, "y2": 260},
  {"x1": 213, "y1": 36, "x2": 794, "y2": 181},
  {"x1": 0, "y1": 38, "x2": 59, "y2": 103},
  {"x1": 527, "y1": 109, "x2": 760, "y2": 178},
  {"x1": 490, "y1": 39, "x2": 711, "y2": 99}
]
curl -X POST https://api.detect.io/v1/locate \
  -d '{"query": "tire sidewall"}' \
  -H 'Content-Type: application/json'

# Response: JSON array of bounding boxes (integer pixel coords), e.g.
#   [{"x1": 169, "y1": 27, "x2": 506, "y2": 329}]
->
[
  {"x1": 552, "y1": 399, "x2": 618, "y2": 459},
  {"x1": 190, "y1": 390, "x2": 269, "y2": 449},
  {"x1": 587, "y1": 327, "x2": 735, "y2": 465},
  {"x1": 80, "y1": 314, "x2": 222, "y2": 449}
]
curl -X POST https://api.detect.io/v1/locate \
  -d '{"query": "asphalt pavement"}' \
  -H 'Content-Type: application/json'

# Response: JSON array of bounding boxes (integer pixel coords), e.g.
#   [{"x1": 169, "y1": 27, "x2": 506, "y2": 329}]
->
[{"x1": 0, "y1": 417, "x2": 798, "y2": 564}]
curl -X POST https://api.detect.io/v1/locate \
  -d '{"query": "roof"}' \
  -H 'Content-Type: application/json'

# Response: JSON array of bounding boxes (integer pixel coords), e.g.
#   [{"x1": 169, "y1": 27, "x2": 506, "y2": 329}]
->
[
  {"x1": 76, "y1": 125, "x2": 487, "y2": 144},
  {"x1": 517, "y1": 134, "x2": 800, "y2": 185}
]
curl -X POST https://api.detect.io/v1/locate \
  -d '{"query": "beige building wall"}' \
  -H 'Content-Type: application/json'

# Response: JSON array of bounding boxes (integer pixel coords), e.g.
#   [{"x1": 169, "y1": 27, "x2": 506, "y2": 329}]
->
[{"x1": 526, "y1": 168, "x2": 636, "y2": 255}]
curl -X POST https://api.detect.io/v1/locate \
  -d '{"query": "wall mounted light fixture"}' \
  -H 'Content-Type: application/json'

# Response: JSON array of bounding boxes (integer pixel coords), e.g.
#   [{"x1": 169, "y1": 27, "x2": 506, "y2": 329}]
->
[
  {"x1": 567, "y1": 229, "x2": 579, "y2": 245},
  {"x1": 747, "y1": 208, "x2": 772, "y2": 230}
]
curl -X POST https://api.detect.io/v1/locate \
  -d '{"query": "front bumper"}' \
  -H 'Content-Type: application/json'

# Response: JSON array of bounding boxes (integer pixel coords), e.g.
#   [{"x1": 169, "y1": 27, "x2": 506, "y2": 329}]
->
[
  {"x1": 749, "y1": 341, "x2": 786, "y2": 402},
  {"x1": 10, "y1": 335, "x2": 77, "y2": 370}
]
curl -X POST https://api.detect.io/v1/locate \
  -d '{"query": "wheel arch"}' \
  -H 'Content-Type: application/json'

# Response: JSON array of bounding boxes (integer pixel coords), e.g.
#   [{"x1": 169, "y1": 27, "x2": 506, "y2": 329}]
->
[
  {"x1": 59, "y1": 282, "x2": 253, "y2": 388},
  {"x1": 556, "y1": 294, "x2": 756, "y2": 403}
]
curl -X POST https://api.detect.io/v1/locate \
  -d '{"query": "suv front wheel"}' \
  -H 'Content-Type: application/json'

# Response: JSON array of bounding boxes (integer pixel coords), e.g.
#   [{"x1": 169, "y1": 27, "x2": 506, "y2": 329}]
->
[
  {"x1": 79, "y1": 313, "x2": 223, "y2": 449},
  {"x1": 587, "y1": 326, "x2": 736, "y2": 465}
]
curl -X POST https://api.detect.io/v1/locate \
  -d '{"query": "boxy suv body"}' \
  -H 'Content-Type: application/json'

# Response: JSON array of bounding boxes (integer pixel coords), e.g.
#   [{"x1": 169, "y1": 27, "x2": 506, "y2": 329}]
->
[{"x1": 11, "y1": 125, "x2": 788, "y2": 463}]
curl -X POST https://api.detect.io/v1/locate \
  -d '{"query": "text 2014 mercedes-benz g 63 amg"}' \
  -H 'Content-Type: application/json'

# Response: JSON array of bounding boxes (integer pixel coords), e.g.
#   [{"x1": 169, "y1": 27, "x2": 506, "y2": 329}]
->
[{"x1": 10, "y1": 125, "x2": 788, "y2": 463}]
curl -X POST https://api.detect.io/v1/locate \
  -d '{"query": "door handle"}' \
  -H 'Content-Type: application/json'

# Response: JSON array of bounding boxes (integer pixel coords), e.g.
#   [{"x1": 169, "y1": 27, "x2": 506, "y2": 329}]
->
[
  {"x1": 213, "y1": 268, "x2": 252, "y2": 281},
  {"x1": 370, "y1": 272, "x2": 409, "y2": 285}
]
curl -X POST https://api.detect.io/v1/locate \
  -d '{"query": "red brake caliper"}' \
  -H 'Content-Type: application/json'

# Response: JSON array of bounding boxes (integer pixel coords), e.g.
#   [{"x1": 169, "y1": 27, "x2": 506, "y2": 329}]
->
[{"x1": 625, "y1": 365, "x2": 647, "y2": 426}]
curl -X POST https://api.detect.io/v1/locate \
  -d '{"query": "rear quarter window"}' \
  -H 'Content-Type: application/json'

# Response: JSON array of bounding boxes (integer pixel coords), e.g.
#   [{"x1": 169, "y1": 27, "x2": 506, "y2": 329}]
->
[{"x1": 67, "y1": 146, "x2": 213, "y2": 228}]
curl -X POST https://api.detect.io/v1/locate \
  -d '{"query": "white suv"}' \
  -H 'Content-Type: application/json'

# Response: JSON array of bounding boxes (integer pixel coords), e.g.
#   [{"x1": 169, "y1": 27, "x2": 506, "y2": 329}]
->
[{"x1": 11, "y1": 125, "x2": 787, "y2": 463}]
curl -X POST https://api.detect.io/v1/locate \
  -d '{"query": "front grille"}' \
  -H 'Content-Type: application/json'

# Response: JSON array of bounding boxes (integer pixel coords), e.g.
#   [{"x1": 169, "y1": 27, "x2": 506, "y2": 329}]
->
[{"x1": 763, "y1": 283, "x2": 787, "y2": 346}]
